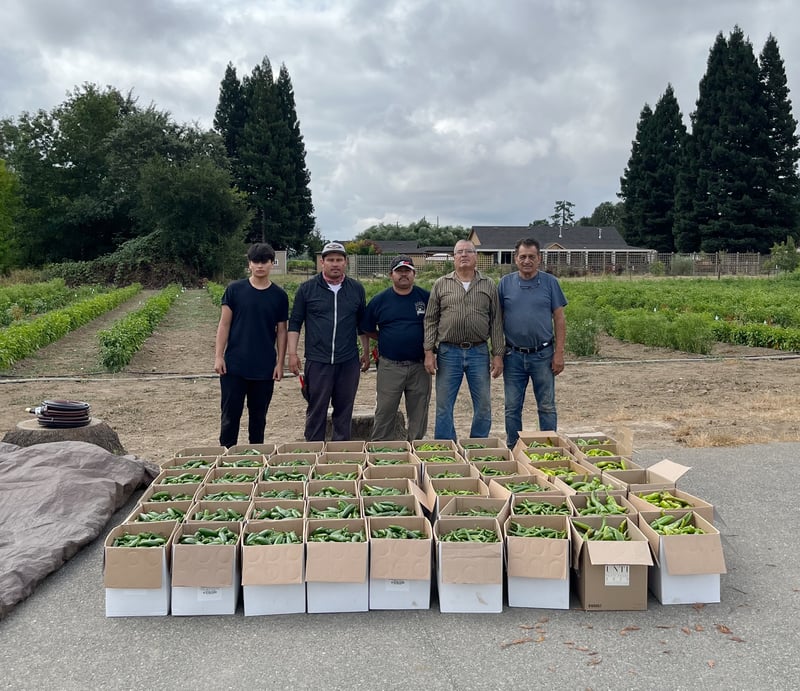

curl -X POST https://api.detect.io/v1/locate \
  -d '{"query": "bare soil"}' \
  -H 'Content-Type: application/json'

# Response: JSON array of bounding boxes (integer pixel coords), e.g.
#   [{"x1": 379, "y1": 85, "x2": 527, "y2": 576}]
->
[{"x1": 2, "y1": 289, "x2": 798, "y2": 465}]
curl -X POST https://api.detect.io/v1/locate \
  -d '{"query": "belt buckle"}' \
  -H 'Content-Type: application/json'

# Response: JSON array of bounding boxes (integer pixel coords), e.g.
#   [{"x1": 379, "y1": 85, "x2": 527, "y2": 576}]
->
[{"x1": 459, "y1": 341, "x2": 472, "y2": 349}]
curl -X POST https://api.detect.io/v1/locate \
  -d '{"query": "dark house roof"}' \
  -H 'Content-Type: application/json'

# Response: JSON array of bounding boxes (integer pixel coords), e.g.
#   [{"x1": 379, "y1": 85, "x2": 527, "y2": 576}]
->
[
  {"x1": 371, "y1": 240, "x2": 422, "y2": 255},
  {"x1": 470, "y1": 226, "x2": 647, "y2": 251}
]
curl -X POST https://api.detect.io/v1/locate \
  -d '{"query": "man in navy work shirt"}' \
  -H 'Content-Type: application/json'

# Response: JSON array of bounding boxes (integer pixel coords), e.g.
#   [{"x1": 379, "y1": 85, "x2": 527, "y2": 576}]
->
[
  {"x1": 288, "y1": 241, "x2": 370, "y2": 441},
  {"x1": 214, "y1": 242, "x2": 289, "y2": 448},
  {"x1": 498, "y1": 237, "x2": 567, "y2": 448},
  {"x1": 361, "y1": 255, "x2": 431, "y2": 440}
]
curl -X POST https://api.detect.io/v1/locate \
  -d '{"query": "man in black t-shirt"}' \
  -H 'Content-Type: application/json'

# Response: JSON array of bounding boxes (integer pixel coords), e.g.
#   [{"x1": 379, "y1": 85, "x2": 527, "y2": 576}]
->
[
  {"x1": 214, "y1": 243, "x2": 289, "y2": 447},
  {"x1": 361, "y1": 255, "x2": 431, "y2": 440}
]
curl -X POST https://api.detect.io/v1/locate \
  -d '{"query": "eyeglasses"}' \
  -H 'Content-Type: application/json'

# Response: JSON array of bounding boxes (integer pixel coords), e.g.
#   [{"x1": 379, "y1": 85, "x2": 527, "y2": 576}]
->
[
  {"x1": 516, "y1": 254, "x2": 540, "y2": 262},
  {"x1": 454, "y1": 249, "x2": 477, "y2": 255}
]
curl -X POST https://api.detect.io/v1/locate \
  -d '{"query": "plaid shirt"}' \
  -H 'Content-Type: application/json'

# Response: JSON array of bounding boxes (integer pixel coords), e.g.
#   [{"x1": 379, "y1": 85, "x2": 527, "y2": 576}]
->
[{"x1": 423, "y1": 270, "x2": 505, "y2": 356}]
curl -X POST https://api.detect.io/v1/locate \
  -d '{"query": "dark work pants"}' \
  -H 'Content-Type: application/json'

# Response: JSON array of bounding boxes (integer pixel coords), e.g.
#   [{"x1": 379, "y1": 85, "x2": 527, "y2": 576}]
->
[
  {"x1": 304, "y1": 358, "x2": 361, "y2": 441},
  {"x1": 219, "y1": 373, "x2": 275, "y2": 447}
]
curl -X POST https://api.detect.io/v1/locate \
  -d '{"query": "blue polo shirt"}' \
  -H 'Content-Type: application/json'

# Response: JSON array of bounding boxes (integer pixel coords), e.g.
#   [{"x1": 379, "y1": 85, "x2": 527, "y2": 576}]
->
[
  {"x1": 498, "y1": 270, "x2": 567, "y2": 348},
  {"x1": 361, "y1": 285, "x2": 430, "y2": 361}
]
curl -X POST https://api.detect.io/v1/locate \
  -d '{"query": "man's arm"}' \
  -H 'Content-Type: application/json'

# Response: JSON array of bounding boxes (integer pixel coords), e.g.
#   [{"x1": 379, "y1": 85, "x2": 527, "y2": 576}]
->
[
  {"x1": 274, "y1": 321, "x2": 288, "y2": 381},
  {"x1": 423, "y1": 280, "x2": 441, "y2": 375},
  {"x1": 287, "y1": 331, "x2": 301, "y2": 376},
  {"x1": 552, "y1": 306, "x2": 566, "y2": 375},
  {"x1": 214, "y1": 305, "x2": 233, "y2": 375}
]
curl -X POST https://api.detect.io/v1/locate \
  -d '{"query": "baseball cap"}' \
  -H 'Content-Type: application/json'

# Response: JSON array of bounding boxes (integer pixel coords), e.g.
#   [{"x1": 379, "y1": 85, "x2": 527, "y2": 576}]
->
[
  {"x1": 390, "y1": 255, "x2": 416, "y2": 272},
  {"x1": 321, "y1": 241, "x2": 347, "y2": 257}
]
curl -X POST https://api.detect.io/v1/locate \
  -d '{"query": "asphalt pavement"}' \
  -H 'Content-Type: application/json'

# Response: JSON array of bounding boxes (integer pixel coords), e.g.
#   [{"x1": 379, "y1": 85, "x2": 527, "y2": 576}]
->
[{"x1": 1, "y1": 442, "x2": 797, "y2": 691}]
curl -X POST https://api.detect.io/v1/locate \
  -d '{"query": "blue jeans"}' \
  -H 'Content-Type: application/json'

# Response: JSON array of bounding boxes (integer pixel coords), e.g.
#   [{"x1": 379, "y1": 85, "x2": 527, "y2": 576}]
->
[
  {"x1": 434, "y1": 342, "x2": 492, "y2": 440},
  {"x1": 503, "y1": 345, "x2": 557, "y2": 448}
]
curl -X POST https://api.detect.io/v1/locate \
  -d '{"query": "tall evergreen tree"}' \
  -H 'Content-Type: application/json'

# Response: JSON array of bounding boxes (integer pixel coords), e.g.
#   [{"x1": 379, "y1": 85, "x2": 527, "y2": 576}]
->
[
  {"x1": 759, "y1": 34, "x2": 800, "y2": 243},
  {"x1": 702, "y1": 27, "x2": 772, "y2": 252},
  {"x1": 618, "y1": 103, "x2": 653, "y2": 247},
  {"x1": 213, "y1": 63, "x2": 246, "y2": 167}
]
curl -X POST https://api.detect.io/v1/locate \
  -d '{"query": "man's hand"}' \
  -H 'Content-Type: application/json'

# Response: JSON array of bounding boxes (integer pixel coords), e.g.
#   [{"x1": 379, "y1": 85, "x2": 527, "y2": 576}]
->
[
  {"x1": 490, "y1": 355, "x2": 504, "y2": 378},
  {"x1": 214, "y1": 355, "x2": 226, "y2": 376},
  {"x1": 552, "y1": 351, "x2": 565, "y2": 376},
  {"x1": 424, "y1": 350, "x2": 437, "y2": 375},
  {"x1": 287, "y1": 353, "x2": 301, "y2": 376},
  {"x1": 360, "y1": 350, "x2": 371, "y2": 372},
  {"x1": 273, "y1": 363, "x2": 283, "y2": 381}
]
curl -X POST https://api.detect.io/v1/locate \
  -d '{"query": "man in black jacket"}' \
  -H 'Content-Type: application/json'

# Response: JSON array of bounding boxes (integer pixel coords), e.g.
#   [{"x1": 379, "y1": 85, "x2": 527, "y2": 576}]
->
[{"x1": 287, "y1": 242, "x2": 370, "y2": 440}]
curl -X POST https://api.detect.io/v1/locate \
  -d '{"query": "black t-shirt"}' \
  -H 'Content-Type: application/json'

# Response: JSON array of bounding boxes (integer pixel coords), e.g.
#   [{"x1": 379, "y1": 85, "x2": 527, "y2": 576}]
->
[
  {"x1": 221, "y1": 279, "x2": 289, "y2": 379},
  {"x1": 361, "y1": 285, "x2": 430, "y2": 361}
]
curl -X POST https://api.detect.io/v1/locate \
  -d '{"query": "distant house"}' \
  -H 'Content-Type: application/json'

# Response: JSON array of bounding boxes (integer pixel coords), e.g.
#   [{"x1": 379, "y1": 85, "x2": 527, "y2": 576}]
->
[{"x1": 469, "y1": 225, "x2": 655, "y2": 274}]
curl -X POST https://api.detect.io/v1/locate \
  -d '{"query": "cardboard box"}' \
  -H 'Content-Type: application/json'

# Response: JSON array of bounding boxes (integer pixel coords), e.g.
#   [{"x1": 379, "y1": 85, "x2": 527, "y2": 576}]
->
[
  {"x1": 275, "y1": 441, "x2": 325, "y2": 456},
  {"x1": 550, "y1": 466, "x2": 628, "y2": 497},
  {"x1": 515, "y1": 446, "x2": 576, "y2": 466},
  {"x1": 413, "y1": 449, "x2": 466, "y2": 466},
  {"x1": 368, "y1": 515, "x2": 433, "y2": 610},
  {"x1": 324, "y1": 440, "x2": 366, "y2": 453},
  {"x1": 171, "y1": 521, "x2": 241, "y2": 616},
  {"x1": 307, "y1": 478, "x2": 359, "y2": 499},
  {"x1": 174, "y1": 445, "x2": 226, "y2": 458},
  {"x1": 575, "y1": 455, "x2": 643, "y2": 475},
  {"x1": 241, "y1": 518, "x2": 306, "y2": 615},
  {"x1": 412, "y1": 439, "x2": 458, "y2": 453},
  {"x1": 160, "y1": 456, "x2": 217, "y2": 471},
  {"x1": 362, "y1": 493, "x2": 423, "y2": 518},
  {"x1": 262, "y1": 461, "x2": 312, "y2": 483},
  {"x1": 140, "y1": 483, "x2": 200, "y2": 503},
  {"x1": 464, "y1": 447, "x2": 514, "y2": 463},
  {"x1": 627, "y1": 488, "x2": 714, "y2": 524},
  {"x1": 307, "y1": 496, "x2": 362, "y2": 520},
  {"x1": 504, "y1": 514, "x2": 570, "y2": 609},
  {"x1": 515, "y1": 430, "x2": 571, "y2": 449},
  {"x1": 104, "y1": 521, "x2": 176, "y2": 617},
  {"x1": 305, "y1": 518, "x2": 369, "y2": 613},
  {"x1": 195, "y1": 482, "x2": 253, "y2": 502},
  {"x1": 223, "y1": 443, "x2": 275, "y2": 457},
  {"x1": 365, "y1": 441, "x2": 411, "y2": 454},
  {"x1": 422, "y1": 462, "x2": 480, "y2": 482},
  {"x1": 570, "y1": 515, "x2": 652, "y2": 611},
  {"x1": 366, "y1": 451, "x2": 423, "y2": 476},
  {"x1": 470, "y1": 459, "x2": 532, "y2": 483},
  {"x1": 423, "y1": 476, "x2": 490, "y2": 517},
  {"x1": 435, "y1": 517, "x2": 503, "y2": 613},
  {"x1": 488, "y1": 475, "x2": 563, "y2": 500},
  {"x1": 309, "y1": 464, "x2": 362, "y2": 482},
  {"x1": 362, "y1": 462, "x2": 420, "y2": 483},
  {"x1": 254, "y1": 480, "x2": 305, "y2": 500},
  {"x1": 358, "y1": 477, "x2": 413, "y2": 497},
  {"x1": 204, "y1": 466, "x2": 260, "y2": 485},
  {"x1": 153, "y1": 467, "x2": 210, "y2": 487},
  {"x1": 605, "y1": 459, "x2": 690, "y2": 495},
  {"x1": 317, "y1": 451, "x2": 368, "y2": 467},
  {"x1": 563, "y1": 431, "x2": 632, "y2": 459},
  {"x1": 567, "y1": 493, "x2": 637, "y2": 518},
  {"x1": 510, "y1": 494, "x2": 572, "y2": 516},
  {"x1": 457, "y1": 437, "x2": 507, "y2": 456},
  {"x1": 216, "y1": 453, "x2": 267, "y2": 469},
  {"x1": 247, "y1": 498, "x2": 305, "y2": 521},
  {"x1": 124, "y1": 500, "x2": 192, "y2": 525},
  {"x1": 436, "y1": 496, "x2": 510, "y2": 524},
  {"x1": 637, "y1": 511, "x2": 726, "y2": 604},
  {"x1": 187, "y1": 500, "x2": 249, "y2": 523}
]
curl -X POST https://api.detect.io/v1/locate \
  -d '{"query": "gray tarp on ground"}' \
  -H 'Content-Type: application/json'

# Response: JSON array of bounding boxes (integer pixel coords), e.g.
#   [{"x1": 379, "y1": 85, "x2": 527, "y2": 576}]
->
[{"x1": 0, "y1": 441, "x2": 157, "y2": 618}]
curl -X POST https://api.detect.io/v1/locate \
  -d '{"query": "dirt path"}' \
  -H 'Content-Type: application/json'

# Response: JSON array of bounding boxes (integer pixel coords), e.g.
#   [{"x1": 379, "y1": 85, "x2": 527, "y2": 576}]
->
[{"x1": 2, "y1": 289, "x2": 799, "y2": 464}]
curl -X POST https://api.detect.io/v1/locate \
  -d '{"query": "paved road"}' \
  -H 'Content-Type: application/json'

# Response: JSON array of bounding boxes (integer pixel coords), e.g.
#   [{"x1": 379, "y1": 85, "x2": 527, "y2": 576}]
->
[{"x1": 1, "y1": 443, "x2": 797, "y2": 690}]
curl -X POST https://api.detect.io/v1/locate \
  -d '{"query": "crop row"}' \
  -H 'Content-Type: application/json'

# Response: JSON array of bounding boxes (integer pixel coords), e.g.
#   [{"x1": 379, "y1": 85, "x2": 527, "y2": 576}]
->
[
  {"x1": 0, "y1": 278, "x2": 105, "y2": 327},
  {"x1": 98, "y1": 284, "x2": 183, "y2": 372},
  {"x1": 0, "y1": 284, "x2": 142, "y2": 369}
]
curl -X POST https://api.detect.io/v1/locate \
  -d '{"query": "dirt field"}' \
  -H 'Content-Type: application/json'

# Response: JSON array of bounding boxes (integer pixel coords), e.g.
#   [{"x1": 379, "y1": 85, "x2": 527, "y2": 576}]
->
[{"x1": 1, "y1": 288, "x2": 798, "y2": 464}]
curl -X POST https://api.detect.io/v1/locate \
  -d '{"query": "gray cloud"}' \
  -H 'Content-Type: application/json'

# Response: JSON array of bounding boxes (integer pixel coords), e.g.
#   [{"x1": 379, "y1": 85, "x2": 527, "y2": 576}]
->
[{"x1": 2, "y1": 0, "x2": 799, "y2": 239}]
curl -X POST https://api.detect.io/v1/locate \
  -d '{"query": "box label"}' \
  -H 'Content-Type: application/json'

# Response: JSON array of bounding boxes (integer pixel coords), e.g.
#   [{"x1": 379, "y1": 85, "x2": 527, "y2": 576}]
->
[
  {"x1": 604, "y1": 565, "x2": 630, "y2": 586},
  {"x1": 199, "y1": 587, "x2": 223, "y2": 601},
  {"x1": 386, "y1": 579, "x2": 410, "y2": 592}
]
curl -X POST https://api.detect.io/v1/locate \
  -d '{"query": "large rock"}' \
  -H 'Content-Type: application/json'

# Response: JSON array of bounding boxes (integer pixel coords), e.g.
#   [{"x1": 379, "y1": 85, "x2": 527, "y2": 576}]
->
[
  {"x1": 325, "y1": 406, "x2": 406, "y2": 441},
  {"x1": 2, "y1": 418, "x2": 127, "y2": 455}
]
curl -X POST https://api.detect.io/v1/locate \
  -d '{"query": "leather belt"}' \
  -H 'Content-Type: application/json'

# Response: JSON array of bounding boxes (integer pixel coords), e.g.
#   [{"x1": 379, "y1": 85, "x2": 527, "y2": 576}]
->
[
  {"x1": 443, "y1": 341, "x2": 486, "y2": 349},
  {"x1": 382, "y1": 357, "x2": 424, "y2": 365},
  {"x1": 509, "y1": 342, "x2": 550, "y2": 354}
]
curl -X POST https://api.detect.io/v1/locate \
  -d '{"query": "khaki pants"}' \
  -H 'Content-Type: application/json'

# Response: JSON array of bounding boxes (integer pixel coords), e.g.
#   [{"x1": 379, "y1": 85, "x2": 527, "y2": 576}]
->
[{"x1": 372, "y1": 359, "x2": 431, "y2": 441}]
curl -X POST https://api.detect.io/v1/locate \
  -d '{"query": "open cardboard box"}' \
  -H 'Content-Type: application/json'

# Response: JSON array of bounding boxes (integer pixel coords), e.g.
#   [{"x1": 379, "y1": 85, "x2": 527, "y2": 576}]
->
[
  {"x1": 368, "y1": 515, "x2": 433, "y2": 610},
  {"x1": 436, "y1": 496, "x2": 510, "y2": 523},
  {"x1": 504, "y1": 514, "x2": 570, "y2": 609},
  {"x1": 275, "y1": 441, "x2": 325, "y2": 455},
  {"x1": 194, "y1": 483, "x2": 253, "y2": 502},
  {"x1": 217, "y1": 453, "x2": 268, "y2": 469},
  {"x1": 637, "y1": 510, "x2": 726, "y2": 604},
  {"x1": 325, "y1": 440, "x2": 366, "y2": 453},
  {"x1": 362, "y1": 462, "x2": 420, "y2": 482},
  {"x1": 140, "y1": 483, "x2": 200, "y2": 503},
  {"x1": 435, "y1": 517, "x2": 503, "y2": 613},
  {"x1": 247, "y1": 498, "x2": 305, "y2": 521},
  {"x1": 104, "y1": 521, "x2": 177, "y2": 617},
  {"x1": 309, "y1": 464, "x2": 362, "y2": 482},
  {"x1": 510, "y1": 494, "x2": 572, "y2": 516},
  {"x1": 627, "y1": 488, "x2": 714, "y2": 523},
  {"x1": 160, "y1": 455, "x2": 217, "y2": 471},
  {"x1": 488, "y1": 475, "x2": 563, "y2": 500},
  {"x1": 570, "y1": 515, "x2": 652, "y2": 611},
  {"x1": 317, "y1": 451, "x2": 368, "y2": 467},
  {"x1": 306, "y1": 478, "x2": 359, "y2": 499},
  {"x1": 254, "y1": 480, "x2": 305, "y2": 500},
  {"x1": 605, "y1": 459, "x2": 690, "y2": 494},
  {"x1": 567, "y1": 492, "x2": 636, "y2": 517},
  {"x1": 457, "y1": 437, "x2": 507, "y2": 455},
  {"x1": 365, "y1": 440, "x2": 411, "y2": 454},
  {"x1": 223, "y1": 443, "x2": 275, "y2": 457},
  {"x1": 124, "y1": 500, "x2": 192, "y2": 525},
  {"x1": 362, "y1": 493, "x2": 423, "y2": 518},
  {"x1": 422, "y1": 476, "x2": 491, "y2": 518},
  {"x1": 171, "y1": 520, "x2": 241, "y2": 616},
  {"x1": 174, "y1": 445, "x2": 226, "y2": 458},
  {"x1": 305, "y1": 518, "x2": 369, "y2": 613},
  {"x1": 358, "y1": 477, "x2": 413, "y2": 497},
  {"x1": 241, "y1": 518, "x2": 306, "y2": 615},
  {"x1": 423, "y1": 462, "x2": 481, "y2": 482}
]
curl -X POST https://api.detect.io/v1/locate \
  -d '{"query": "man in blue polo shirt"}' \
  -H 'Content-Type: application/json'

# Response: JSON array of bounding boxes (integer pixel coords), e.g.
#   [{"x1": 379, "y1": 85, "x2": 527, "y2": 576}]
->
[
  {"x1": 498, "y1": 238, "x2": 567, "y2": 448},
  {"x1": 361, "y1": 255, "x2": 431, "y2": 440}
]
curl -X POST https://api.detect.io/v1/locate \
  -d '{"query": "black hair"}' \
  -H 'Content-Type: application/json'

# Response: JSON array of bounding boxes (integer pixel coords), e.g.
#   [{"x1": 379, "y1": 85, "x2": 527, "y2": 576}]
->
[
  {"x1": 247, "y1": 243, "x2": 276, "y2": 263},
  {"x1": 515, "y1": 238, "x2": 541, "y2": 253}
]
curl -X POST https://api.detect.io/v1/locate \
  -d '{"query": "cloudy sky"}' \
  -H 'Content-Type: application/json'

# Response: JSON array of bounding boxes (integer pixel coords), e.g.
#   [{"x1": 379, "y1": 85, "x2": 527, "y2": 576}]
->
[{"x1": 2, "y1": 0, "x2": 799, "y2": 240}]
